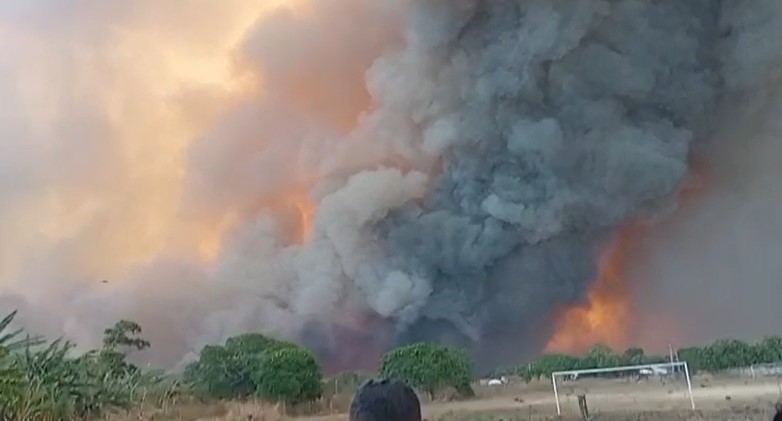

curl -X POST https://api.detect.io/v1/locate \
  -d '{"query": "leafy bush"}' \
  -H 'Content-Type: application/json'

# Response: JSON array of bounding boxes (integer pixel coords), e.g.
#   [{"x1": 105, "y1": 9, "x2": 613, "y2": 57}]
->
[
  {"x1": 516, "y1": 345, "x2": 644, "y2": 380},
  {"x1": 677, "y1": 337, "x2": 782, "y2": 373},
  {"x1": 254, "y1": 346, "x2": 323, "y2": 403},
  {"x1": 183, "y1": 332, "x2": 322, "y2": 403},
  {"x1": 379, "y1": 342, "x2": 473, "y2": 400},
  {"x1": 755, "y1": 336, "x2": 782, "y2": 363},
  {"x1": 621, "y1": 347, "x2": 645, "y2": 365},
  {"x1": 183, "y1": 344, "x2": 249, "y2": 399},
  {"x1": 518, "y1": 353, "x2": 580, "y2": 380},
  {"x1": 579, "y1": 344, "x2": 622, "y2": 370},
  {"x1": 704, "y1": 339, "x2": 757, "y2": 371}
]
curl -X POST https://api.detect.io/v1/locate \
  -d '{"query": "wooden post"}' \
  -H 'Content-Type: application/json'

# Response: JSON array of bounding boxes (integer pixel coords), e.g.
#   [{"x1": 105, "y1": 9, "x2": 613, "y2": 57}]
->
[{"x1": 577, "y1": 394, "x2": 589, "y2": 421}]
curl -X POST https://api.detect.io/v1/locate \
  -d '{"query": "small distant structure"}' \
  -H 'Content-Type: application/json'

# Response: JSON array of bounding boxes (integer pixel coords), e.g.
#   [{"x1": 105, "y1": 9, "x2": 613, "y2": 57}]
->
[
  {"x1": 637, "y1": 365, "x2": 670, "y2": 382},
  {"x1": 485, "y1": 376, "x2": 509, "y2": 387}
]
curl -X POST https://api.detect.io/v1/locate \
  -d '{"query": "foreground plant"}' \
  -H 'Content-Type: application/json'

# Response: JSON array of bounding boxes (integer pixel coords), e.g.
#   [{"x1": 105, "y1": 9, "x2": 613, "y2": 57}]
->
[{"x1": 0, "y1": 310, "x2": 165, "y2": 420}]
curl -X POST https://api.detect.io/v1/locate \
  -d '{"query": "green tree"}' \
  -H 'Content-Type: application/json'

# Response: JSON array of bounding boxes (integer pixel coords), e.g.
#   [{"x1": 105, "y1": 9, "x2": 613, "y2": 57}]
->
[
  {"x1": 522, "y1": 353, "x2": 581, "y2": 379},
  {"x1": 704, "y1": 339, "x2": 756, "y2": 371},
  {"x1": 677, "y1": 346, "x2": 705, "y2": 372},
  {"x1": 622, "y1": 347, "x2": 645, "y2": 365},
  {"x1": 184, "y1": 344, "x2": 253, "y2": 399},
  {"x1": 99, "y1": 320, "x2": 150, "y2": 377},
  {"x1": 379, "y1": 342, "x2": 473, "y2": 400},
  {"x1": 580, "y1": 344, "x2": 621, "y2": 370},
  {"x1": 642, "y1": 353, "x2": 669, "y2": 365},
  {"x1": 102, "y1": 320, "x2": 150, "y2": 351},
  {"x1": 254, "y1": 347, "x2": 323, "y2": 404},
  {"x1": 754, "y1": 336, "x2": 782, "y2": 364},
  {"x1": 183, "y1": 332, "x2": 306, "y2": 401},
  {"x1": 225, "y1": 333, "x2": 286, "y2": 354}
]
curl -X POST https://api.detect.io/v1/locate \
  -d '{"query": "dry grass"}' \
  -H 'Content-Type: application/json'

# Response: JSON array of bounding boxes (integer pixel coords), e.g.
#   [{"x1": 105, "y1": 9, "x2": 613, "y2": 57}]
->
[
  {"x1": 101, "y1": 394, "x2": 354, "y2": 420},
  {"x1": 101, "y1": 375, "x2": 782, "y2": 421}
]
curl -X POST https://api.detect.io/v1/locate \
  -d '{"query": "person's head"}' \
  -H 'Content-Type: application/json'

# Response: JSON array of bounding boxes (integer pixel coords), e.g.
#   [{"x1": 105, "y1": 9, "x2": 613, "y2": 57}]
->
[
  {"x1": 773, "y1": 402, "x2": 782, "y2": 421},
  {"x1": 348, "y1": 378, "x2": 422, "y2": 421}
]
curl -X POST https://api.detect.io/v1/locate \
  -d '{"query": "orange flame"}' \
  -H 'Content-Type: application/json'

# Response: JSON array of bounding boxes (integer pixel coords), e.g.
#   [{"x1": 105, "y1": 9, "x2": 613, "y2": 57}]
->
[
  {"x1": 193, "y1": 188, "x2": 315, "y2": 264},
  {"x1": 545, "y1": 226, "x2": 637, "y2": 353},
  {"x1": 545, "y1": 163, "x2": 710, "y2": 353},
  {"x1": 247, "y1": 189, "x2": 317, "y2": 244},
  {"x1": 291, "y1": 194, "x2": 315, "y2": 242}
]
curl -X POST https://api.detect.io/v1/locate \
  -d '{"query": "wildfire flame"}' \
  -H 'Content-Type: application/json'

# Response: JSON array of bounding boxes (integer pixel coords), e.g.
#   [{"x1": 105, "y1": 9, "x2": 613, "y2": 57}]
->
[
  {"x1": 545, "y1": 226, "x2": 636, "y2": 352},
  {"x1": 545, "y1": 164, "x2": 709, "y2": 353}
]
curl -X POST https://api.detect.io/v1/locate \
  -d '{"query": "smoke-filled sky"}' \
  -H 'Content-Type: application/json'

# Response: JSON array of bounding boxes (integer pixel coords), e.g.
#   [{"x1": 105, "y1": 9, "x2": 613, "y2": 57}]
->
[{"x1": 1, "y1": 0, "x2": 781, "y2": 372}]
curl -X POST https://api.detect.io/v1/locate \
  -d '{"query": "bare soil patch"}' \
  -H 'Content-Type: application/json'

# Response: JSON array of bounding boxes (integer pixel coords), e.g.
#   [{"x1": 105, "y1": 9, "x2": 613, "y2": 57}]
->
[{"x1": 107, "y1": 375, "x2": 782, "y2": 420}]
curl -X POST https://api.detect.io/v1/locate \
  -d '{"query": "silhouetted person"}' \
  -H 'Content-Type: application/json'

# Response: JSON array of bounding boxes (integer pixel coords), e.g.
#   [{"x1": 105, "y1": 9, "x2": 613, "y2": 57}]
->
[
  {"x1": 773, "y1": 402, "x2": 782, "y2": 421},
  {"x1": 348, "y1": 378, "x2": 422, "y2": 421}
]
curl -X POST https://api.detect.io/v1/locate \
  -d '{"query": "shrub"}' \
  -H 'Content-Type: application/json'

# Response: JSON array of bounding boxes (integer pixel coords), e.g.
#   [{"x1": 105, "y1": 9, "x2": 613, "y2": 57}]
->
[
  {"x1": 183, "y1": 332, "x2": 321, "y2": 404},
  {"x1": 703, "y1": 339, "x2": 757, "y2": 371},
  {"x1": 677, "y1": 346, "x2": 704, "y2": 372},
  {"x1": 254, "y1": 346, "x2": 323, "y2": 404},
  {"x1": 515, "y1": 353, "x2": 579, "y2": 380},
  {"x1": 183, "y1": 344, "x2": 251, "y2": 399},
  {"x1": 754, "y1": 336, "x2": 782, "y2": 364},
  {"x1": 622, "y1": 347, "x2": 645, "y2": 365},
  {"x1": 379, "y1": 342, "x2": 473, "y2": 400},
  {"x1": 579, "y1": 343, "x2": 621, "y2": 370}
]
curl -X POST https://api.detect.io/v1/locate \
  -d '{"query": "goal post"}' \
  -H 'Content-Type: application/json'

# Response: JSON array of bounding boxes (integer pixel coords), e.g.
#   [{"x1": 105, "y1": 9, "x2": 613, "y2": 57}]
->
[{"x1": 551, "y1": 361, "x2": 695, "y2": 415}]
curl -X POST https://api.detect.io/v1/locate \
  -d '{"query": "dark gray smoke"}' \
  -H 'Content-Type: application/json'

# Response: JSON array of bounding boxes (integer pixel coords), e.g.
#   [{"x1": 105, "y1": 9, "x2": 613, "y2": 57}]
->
[
  {"x1": 629, "y1": 0, "x2": 782, "y2": 350},
  {"x1": 2, "y1": 0, "x2": 780, "y2": 372},
  {"x1": 371, "y1": 0, "x2": 724, "y2": 370}
]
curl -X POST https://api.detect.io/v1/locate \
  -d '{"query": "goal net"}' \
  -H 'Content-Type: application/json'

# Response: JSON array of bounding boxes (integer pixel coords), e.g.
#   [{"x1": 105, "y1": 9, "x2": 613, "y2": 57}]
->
[{"x1": 551, "y1": 362, "x2": 695, "y2": 416}]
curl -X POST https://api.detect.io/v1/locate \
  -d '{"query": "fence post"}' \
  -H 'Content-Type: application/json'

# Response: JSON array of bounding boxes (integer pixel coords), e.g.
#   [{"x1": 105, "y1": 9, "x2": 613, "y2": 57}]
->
[{"x1": 577, "y1": 395, "x2": 589, "y2": 420}]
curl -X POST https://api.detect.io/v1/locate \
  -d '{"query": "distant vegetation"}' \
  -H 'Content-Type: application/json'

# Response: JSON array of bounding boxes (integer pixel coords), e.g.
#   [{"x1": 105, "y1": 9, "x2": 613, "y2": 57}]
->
[
  {"x1": 504, "y1": 338, "x2": 782, "y2": 380},
  {"x1": 1, "y1": 308, "x2": 781, "y2": 419}
]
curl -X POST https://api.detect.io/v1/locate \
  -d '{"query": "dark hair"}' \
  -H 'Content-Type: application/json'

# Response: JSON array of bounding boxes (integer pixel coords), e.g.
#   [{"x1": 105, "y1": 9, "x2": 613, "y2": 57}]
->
[
  {"x1": 774, "y1": 402, "x2": 782, "y2": 421},
  {"x1": 348, "y1": 378, "x2": 422, "y2": 421}
]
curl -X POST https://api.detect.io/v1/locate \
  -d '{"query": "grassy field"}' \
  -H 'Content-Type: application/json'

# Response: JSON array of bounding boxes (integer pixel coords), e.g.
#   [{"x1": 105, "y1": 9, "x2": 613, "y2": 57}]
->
[{"x1": 101, "y1": 374, "x2": 782, "y2": 420}]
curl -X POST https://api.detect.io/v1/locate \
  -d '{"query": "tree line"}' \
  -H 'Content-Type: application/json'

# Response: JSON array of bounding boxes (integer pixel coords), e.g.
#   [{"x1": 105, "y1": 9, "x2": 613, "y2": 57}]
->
[
  {"x1": 0, "y1": 310, "x2": 473, "y2": 419},
  {"x1": 678, "y1": 336, "x2": 782, "y2": 372},
  {"x1": 508, "y1": 337, "x2": 782, "y2": 380},
  {"x1": 2, "y1": 307, "x2": 780, "y2": 419}
]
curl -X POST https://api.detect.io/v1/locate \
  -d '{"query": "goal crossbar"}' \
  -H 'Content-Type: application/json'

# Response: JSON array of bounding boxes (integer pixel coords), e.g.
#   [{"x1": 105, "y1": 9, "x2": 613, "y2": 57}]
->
[{"x1": 550, "y1": 361, "x2": 695, "y2": 415}]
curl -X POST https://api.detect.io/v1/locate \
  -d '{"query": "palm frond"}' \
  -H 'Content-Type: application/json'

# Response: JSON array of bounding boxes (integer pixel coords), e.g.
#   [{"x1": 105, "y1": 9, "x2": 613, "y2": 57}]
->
[{"x1": 0, "y1": 311, "x2": 45, "y2": 351}]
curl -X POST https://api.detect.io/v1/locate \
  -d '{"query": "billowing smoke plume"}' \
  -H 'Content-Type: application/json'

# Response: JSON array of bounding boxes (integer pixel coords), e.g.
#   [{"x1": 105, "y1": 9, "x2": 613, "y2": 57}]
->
[
  {"x1": 1, "y1": 0, "x2": 780, "y2": 372},
  {"x1": 629, "y1": 0, "x2": 782, "y2": 350}
]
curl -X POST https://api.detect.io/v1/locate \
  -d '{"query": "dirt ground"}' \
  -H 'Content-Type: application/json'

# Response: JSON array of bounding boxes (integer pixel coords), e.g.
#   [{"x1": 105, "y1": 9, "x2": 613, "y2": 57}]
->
[
  {"x1": 116, "y1": 374, "x2": 782, "y2": 420},
  {"x1": 298, "y1": 375, "x2": 782, "y2": 421}
]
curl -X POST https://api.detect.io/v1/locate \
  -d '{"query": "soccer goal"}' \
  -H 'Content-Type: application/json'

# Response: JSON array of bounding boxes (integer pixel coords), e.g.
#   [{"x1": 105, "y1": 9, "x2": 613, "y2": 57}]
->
[{"x1": 550, "y1": 362, "x2": 695, "y2": 415}]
